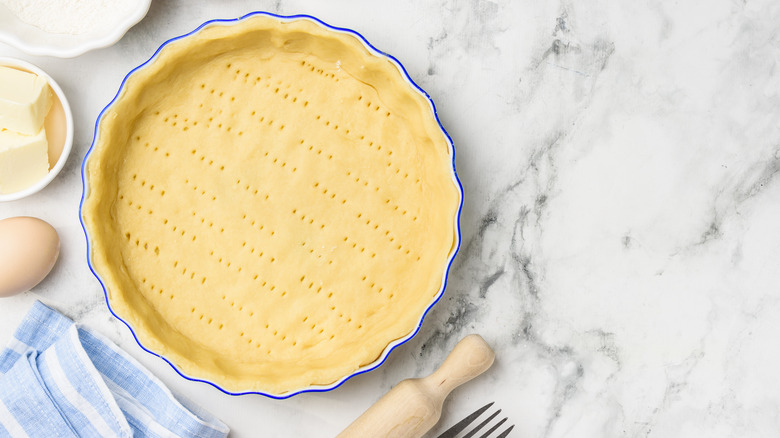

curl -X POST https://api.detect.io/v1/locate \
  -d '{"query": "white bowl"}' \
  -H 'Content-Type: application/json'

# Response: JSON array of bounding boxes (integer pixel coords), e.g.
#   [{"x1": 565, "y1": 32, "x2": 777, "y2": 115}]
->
[
  {"x1": 0, "y1": 0, "x2": 151, "y2": 58},
  {"x1": 0, "y1": 57, "x2": 73, "y2": 202}
]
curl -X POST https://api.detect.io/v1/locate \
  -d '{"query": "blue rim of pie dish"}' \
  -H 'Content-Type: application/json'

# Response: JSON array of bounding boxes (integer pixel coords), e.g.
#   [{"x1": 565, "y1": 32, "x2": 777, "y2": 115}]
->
[{"x1": 79, "y1": 11, "x2": 464, "y2": 399}]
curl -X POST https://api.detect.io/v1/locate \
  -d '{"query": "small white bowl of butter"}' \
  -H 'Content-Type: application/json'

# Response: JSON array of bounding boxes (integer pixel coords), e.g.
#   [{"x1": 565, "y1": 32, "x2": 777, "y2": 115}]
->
[{"x1": 0, "y1": 57, "x2": 73, "y2": 202}]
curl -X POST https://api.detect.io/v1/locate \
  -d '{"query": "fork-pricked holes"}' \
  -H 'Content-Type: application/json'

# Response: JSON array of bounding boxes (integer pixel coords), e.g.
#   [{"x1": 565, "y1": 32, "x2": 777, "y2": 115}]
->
[
  {"x1": 227, "y1": 67, "x2": 258, "y2": 85},
  {"x1": 205, "y1": 269, "x2": 300, "y2": 348},
  {"x1": 244, "y1": 73, "x2": 310, "y2": 118},
  {"x1": 259, "y1": 149, "x2": 299, "y2": 176},
  {"x1": 298, "y1": 240, "x2": 334, "y2": 266},
  {"x1": 191, "y1": 102, "x2": 239, "y2": 134},
  {"x1": 122, "y1": 228, "x2": 209, "y2": 301},
  {"x1": 139, "y1": 277, "x2": 167, "y2": 300},
  {"x1": 143, "y1": 121, "x2": 227, "y2": 171},
  {"x1": 294, "y1": 139, "x2": 419, "y2": 228},
  {"x1": 239, "y1": 212, "x2": 277, "y2": 242},
  {"x1": 306, "y1": 178, "x2": 419, "y2": 256},
  {"x1": 308, "y1": 174, "x2": 347, "y2": 204},
  {"x1": 353, "y1": 210, "x2": 416, "y2": 258},
  {"x1": 185, "y1": 146, "x2": 228, "y2": 174},
  {"x1": 123, "y1": 177, "x2": 224, "y2": 250},
  {"x1": 291, "y1": 141, "x2": 419, "y2": 236},
  {"x1": 209, "y1": 282, "x2": 298, "y2": 353},
  {"x1": 169, "y1": 259, "x2": 208, "y2": 286},
  {"x1": 123, "y1": 230, "x2": 160, "y2": 257},
  {"x1": 321, "y1": 290, "x2": 358, "y2": 328},
  {"x1": 188, "y1": 305, "x2": 230, "y2": 336},
  {"x1": 263, "y1": 147, "x2": 419, "y2": 258},
  {"x1": 355, "y1": 94, "x2": 390, "y2": 116},
  {"x1": 183, "y1": 177, "x2": 218, "y2": 202},
  {"x1": 343, "y1": 169, "x2": 420, "y2": 224},
  {"x1": 295, "y1": 274, "x2": 358, "y2": 330},
  {"x1": 308, "y1": 179, "x2": 413, "y2": 256},
  {"x1": 204, "y1": 245, "x2": 243, "y2": 273},
  {"x1": 123, "y1": 195, "x2": 287, "y2": 344},
  {"x1": 300, "y1": 59, "x2": 339, "y2": 82},
  {"x1": 296, "y1": 274, "x2": 360, "y2": 330},
  {"x1": 126, "y1": 172, "x2": 167, "y2": 199},
  {"x1": 219, "y1": 292, "x2": 331, "y2": 351},
  {"x1": 341, "y1": 235, "x2": 389, "y2": 269},
  {"x1": 159, "y1": 110, "x2": 202, "y2": 133},
  {"x1": 301, "y1": 314, "x2": 326, "y2": 337},
  {"x1": 359, "y1": 273, "x2": 386, "y2": 297},
  {"x1": 121, "y1": 198, "x2": 209, "y2": 257},
  {"x1": 236, "y1": 239, "x2": 274, "y2": 268},
  {"x1": 153, "y1": 108, "x2": 229, "y2": 165},
  {"x1": 234, "y1": 178, "x2": 271, "y2": 201},
  {"x1": 302, "y1": 98, "x2": 423, "y2": 187},
  {"x1": 290, "y1": 206, "x2": 327, "y2": 231}
]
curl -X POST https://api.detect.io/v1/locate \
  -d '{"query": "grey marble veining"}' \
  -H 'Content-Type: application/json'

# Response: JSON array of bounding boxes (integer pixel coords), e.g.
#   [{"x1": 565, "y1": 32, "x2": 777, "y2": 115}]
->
[{"x1": 2, "y1": 0, "x2": 780, "y2": 437}]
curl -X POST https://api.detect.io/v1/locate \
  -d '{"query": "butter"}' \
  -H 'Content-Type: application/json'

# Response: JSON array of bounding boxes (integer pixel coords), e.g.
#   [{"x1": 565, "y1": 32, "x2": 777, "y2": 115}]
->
[
  {"x1": 0, "y1": 129, "x2": 49, "y2": 194},
  {"x1": 0, "y1": 66, "x2": 52, "y2": 136}
]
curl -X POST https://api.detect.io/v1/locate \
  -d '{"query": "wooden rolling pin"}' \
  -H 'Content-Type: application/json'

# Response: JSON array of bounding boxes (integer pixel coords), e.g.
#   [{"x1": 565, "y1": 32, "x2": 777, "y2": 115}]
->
[{"x1": 337, "y1": 334, "x2": 495, "y2": 438}]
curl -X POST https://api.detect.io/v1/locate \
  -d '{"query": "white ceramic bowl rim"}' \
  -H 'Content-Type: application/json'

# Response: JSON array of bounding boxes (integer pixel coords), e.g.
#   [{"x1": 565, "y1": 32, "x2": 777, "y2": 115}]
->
[
  {"x1": 79, "y1": 11, "x2": 464, "y2": 399},
  {"x1": 0, "y1": 57, "x2": 74, "y2": 202},
  {"x1": 0, "y1": 0, "x2": 151, "y2": 58}
]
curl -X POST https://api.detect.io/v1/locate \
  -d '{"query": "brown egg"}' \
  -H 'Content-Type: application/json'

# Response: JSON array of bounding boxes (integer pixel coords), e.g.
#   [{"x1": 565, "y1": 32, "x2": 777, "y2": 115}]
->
[{"x1": 0, "y1": 216, "x2": 60, "y2": 297}]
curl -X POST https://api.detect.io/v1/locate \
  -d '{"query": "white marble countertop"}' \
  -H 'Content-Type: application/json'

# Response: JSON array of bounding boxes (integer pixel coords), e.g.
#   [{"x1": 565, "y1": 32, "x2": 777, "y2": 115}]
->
[{"x1": 2, "y1": 0, "x2": 780, "y2": 436}]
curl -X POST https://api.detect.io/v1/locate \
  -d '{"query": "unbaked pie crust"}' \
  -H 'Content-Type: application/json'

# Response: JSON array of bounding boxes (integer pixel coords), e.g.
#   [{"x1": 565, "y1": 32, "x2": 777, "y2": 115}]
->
[{"x1": 83, "y1": 14, "x2": 460, "y2": 395}]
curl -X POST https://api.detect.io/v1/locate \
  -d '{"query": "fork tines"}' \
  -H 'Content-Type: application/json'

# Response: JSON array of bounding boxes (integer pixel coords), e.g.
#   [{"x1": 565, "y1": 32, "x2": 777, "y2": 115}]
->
[{"x1": 436, "y1": 402, "x2": 514, "y2": 438}]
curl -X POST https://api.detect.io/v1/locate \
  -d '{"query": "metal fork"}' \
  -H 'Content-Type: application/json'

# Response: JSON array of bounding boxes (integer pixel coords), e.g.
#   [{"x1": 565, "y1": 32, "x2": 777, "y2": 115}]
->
[{"x1": 435, "y1": 402, "x2": 514, "y2": 438}]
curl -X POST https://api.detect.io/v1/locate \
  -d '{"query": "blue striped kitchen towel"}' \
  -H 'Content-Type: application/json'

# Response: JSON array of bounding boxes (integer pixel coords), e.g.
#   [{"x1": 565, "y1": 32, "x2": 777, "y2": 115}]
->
[{"x1": 0, "y1": 301, "x2": 229, "y2": 438}]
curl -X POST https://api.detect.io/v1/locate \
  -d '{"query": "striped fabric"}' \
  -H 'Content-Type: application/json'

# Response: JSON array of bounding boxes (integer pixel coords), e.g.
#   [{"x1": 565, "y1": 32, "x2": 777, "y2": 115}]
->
[{"x1": 0, "y1": 301, "x2": 229, "y2": 438}]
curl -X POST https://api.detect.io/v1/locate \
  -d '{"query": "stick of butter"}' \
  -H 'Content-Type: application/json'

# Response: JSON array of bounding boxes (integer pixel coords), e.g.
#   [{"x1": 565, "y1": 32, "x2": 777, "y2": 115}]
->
[
  {"x1": 0, "y1": 129, "x2": 49, "y2": 194},
  {"x1": 0, "y1": 66, "x2": 52, "y2": 136}
]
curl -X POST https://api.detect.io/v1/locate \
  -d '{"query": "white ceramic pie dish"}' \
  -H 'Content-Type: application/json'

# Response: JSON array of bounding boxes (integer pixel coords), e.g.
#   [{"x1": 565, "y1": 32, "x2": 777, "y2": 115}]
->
[
  {"x1": 0, "y1": 0, "x2": 151, "y2": 57},
  {"x1": 80, "y1": 11, "x2": 464, "y2": 398}
]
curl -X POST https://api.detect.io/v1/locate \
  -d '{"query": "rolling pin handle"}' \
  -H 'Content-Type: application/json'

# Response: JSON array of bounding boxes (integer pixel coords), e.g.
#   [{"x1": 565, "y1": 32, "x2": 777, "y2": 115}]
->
[{"x1": 423, "y1": 334, "x2": 495, "y2": 398}]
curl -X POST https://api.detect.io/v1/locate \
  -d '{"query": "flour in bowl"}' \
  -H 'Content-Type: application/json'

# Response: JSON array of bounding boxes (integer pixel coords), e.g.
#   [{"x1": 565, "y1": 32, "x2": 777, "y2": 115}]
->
[{"x1": 0, "y1": 0, "x2": 137, "y2": 35}]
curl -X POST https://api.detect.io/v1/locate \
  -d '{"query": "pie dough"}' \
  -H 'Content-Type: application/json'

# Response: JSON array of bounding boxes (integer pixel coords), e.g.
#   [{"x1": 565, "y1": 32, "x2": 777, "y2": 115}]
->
[{"x1": 82, "y1": 14, "x2": 461, "y2": 395}]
